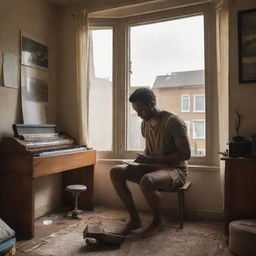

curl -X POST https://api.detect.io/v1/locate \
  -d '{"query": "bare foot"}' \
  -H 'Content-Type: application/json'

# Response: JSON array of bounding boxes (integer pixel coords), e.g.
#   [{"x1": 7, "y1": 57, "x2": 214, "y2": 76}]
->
[
  {"x1": 121, "y1": 219, "x2": 143, "y2": 235},
  {"x1": 140, "y1": 220, "x2": 164, "y2": 238}
]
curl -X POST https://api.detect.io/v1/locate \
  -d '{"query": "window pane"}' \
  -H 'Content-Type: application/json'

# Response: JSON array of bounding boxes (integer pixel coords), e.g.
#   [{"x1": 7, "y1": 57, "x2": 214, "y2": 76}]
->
[
  {"x1": 194, "y1": 94, "x2": 205, "y2": 112},
  {"x1": 127, "y1": 15, "x2": 205, "y2": 157},
  {"x1": 192, "y1": 120, "x2": 205, "y2": 156},
  {"x1": 193, "y1": 120, "x2": 205, "y2": 138},
  {"x1": 127, "y1": 102, "x2": 145, "y2": 150},
  {"x1": 182, "y1": 95, "x2": 190, "y2": 112},
  {"x1": 88, "y1": 29, "x2": 113, "y2": 151}
]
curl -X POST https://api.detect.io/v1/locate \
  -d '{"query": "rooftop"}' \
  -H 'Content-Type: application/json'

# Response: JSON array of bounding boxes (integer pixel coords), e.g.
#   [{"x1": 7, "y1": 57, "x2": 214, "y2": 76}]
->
[{"x1": 153, "y1": 70, "x2": 205, "y2": 89}]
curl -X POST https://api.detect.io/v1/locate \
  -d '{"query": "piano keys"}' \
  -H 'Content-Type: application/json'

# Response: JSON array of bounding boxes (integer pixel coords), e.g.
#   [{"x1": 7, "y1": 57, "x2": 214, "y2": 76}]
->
[
  {"x1": 0, "y1": 124, "x2": 96, "y2": 239},
  {"x1": 33, "y1": 145, "x2": 88, "y2": 157}
]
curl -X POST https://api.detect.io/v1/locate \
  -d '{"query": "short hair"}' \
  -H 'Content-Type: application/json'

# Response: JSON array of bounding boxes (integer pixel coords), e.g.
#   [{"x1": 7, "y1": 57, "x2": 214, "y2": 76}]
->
[{"x1": 129, "y1": 87, "x2": 156, "y2": 105}]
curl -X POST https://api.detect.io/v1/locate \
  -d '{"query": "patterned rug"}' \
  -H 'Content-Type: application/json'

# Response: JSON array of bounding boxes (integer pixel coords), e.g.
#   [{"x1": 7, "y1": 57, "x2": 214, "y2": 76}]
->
[{"x1": 16, "y1": 215, "x2": 231, "y2": 256}]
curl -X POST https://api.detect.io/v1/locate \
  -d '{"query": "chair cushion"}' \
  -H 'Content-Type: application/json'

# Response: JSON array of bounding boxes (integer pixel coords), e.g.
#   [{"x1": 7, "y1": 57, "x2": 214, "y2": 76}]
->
[
  {"x1": 0, "y1": 219, "x2": 15, "y2": 244},
  {"x1": 66, "y1": 184, "x2": 87, "y2": 192},
  {"x1": 0, "y1": 237, "x2": 16, "y2": 254},
  {"x1": 229, "y1": 219, "x2": 256, "y2": 256}
]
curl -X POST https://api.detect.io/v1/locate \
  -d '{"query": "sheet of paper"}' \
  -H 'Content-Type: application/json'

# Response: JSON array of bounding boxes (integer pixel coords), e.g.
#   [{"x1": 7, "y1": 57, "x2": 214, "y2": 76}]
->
[
  {"x1": 0, "y1": 51, "x2": 2, "y2": 86},
  {"x1": 21, "y1": 65, "x2": 48, "y2": 124},
  {"x1": 3, "y1": 52, "x2": 19, "y2": 89}
]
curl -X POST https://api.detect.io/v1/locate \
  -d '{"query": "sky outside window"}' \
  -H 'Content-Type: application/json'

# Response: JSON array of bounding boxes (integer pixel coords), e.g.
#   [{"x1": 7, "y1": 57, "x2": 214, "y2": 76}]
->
[
  {"x1": 92, "y1": 30, "x2": 113, "y2": 81},
  {"x1": 91, "y1": 16, "x2": 204, "y2": 86},
  {"x1": 130, "y1": 15, "x2": 204, "y2": 87}
]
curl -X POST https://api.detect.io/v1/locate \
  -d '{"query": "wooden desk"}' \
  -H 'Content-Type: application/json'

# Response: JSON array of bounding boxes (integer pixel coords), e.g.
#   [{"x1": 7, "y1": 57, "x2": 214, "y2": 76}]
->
[
  {"x1": 0, "y1": 149, "x2": 96, "y2": 239},
  {"x1": 222, "y1": 157, "x2": 256, "y2": 234}
]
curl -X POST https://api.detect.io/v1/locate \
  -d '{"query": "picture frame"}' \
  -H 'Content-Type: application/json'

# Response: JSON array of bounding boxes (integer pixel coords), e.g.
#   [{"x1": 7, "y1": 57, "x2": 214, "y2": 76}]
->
[
  {"x1": 238, "y1": 8, "x2": 256, "y2": 83},
  {"x1": 21, "y1": 32, "x2": 48, "y2": 70}
]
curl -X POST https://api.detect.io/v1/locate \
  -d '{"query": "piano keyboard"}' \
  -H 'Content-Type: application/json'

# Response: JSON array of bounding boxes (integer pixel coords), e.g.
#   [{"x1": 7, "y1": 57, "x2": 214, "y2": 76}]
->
[
  {"x1": 33, "y1": 146, "x2": 88, "y2": 157},
  {"x1": 27, "y1": 138, "x2": 72, "y2": 149}
]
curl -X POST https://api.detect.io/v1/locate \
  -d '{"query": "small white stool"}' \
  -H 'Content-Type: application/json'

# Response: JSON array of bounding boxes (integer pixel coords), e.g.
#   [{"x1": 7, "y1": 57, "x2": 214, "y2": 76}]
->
[
  {"x1": 65, "y1": 184, "x2": 87, "y2": 219},
  {"x1": 229, "y1": 219, "x2": 256, "y2": 256}
]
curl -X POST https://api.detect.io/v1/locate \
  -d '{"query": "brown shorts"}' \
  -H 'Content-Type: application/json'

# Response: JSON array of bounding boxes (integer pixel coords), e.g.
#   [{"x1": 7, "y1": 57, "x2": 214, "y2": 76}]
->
[
  {"x1": 123, "y1": 162, "x2": 187, "y2": 190},
  {"x1": 162, "y1": 167, "x2": 187, "y2": 191}
]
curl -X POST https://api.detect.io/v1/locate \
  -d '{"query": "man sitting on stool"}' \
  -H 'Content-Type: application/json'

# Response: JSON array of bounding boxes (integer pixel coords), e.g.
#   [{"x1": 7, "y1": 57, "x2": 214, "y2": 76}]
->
[{"x1": 110, "y1": 87, "x2": 191, "y2": 237}]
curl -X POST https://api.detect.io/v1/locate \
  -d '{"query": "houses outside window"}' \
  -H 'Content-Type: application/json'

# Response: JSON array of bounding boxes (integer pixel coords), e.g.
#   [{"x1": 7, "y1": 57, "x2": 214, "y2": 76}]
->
[{"x1": 181, "y1": 95, "x2": 190, "y2": 112}]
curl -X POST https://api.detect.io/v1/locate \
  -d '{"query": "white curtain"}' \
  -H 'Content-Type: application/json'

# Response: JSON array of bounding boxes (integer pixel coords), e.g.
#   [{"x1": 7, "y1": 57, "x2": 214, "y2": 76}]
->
[
  {"x1": 216, "y1": 1, "x2": 229, "y2": 198},
  {"x1": 75, "y1": 10, "x2": 90, "y2": 145}
]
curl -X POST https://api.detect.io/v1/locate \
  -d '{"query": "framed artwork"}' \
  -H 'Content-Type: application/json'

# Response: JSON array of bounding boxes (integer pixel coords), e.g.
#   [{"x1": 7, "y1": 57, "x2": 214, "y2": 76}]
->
[
  {"x1": 238, "y1": 8, "x2": 256, "y2": 83},
  {"x1": 21, "y1": 32, "x2": 48, "y2": 70}
]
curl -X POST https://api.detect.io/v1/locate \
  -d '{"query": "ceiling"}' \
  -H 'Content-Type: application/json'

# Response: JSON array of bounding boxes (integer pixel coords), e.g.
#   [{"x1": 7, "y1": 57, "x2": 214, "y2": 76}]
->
[
  {"x1": 90, "y1": 0, "x2": 211, "y2": 18},
  {"x1": 48, "y1": 0, "x2": 214, "y2": 17},
  {"x1": 49, "y1": 0, "x2": 84, "y2": 5},
  {"x1": 49, "y1": 0, "x2": 212, "y2": 7}
]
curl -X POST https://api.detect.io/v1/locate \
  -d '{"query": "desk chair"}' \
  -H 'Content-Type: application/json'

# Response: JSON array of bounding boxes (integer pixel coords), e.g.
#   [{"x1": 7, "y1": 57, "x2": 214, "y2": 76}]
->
[{"x1": 162, "y1": 181, "x2": 192, "y2": 229}]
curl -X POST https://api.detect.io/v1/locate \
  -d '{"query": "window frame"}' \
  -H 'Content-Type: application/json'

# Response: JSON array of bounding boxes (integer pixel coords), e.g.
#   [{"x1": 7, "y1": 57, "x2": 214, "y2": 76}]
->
[
  {"x1": 181, "y1": 95, "x2": 190, "y2": 112},
  {"x1": 89, "y1": 3, "x2": 217, "y2": 166},
  {"x1": 88, "y1": 20, "x2": 120, "y2": 159},
  {"x1": 193, "y1": 94, "x2": 205, "y2": 113}
]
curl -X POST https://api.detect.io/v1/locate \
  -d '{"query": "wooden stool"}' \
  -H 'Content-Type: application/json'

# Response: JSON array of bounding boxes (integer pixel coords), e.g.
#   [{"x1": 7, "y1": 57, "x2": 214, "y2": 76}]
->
[
  {"x1": 162, "y1": 181, "x2": 192, "y2": 229},
  {"x1": 65, "y1": 184, "x2": 87, "y2": 219}
]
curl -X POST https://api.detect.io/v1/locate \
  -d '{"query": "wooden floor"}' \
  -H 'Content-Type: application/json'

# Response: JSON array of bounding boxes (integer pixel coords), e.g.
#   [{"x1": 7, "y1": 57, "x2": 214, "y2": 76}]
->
[{"x1": 14, "y1": 207, "x2": 234, "y2": 256}]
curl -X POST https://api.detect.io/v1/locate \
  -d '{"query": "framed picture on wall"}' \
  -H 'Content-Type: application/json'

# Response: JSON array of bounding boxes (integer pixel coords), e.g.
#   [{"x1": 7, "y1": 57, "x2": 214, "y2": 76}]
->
[
  {"x1": 238, "y1": 9, "x2": 256, "y2": 83},
  {"x1": 21, "y1": 32, "x2": 48, "y2": 70}
]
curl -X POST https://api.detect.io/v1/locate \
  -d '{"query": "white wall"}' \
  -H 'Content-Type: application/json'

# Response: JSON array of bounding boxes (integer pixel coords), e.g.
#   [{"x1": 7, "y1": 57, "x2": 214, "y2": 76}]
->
[
  {"x1": 0, "y1": 0, "x2": 58, "y2": 137},
  {"x1": 94, "y1": 163, "x2": 222, "y2": 218},
  {"x1": 0, "y1": 0, "x2": 61, "y2": 217},
  {"x1": 229, "y1": 0, "x2": 256, "y2": 138},
  {"x1": 56, "y1": 6, "x2": 80, "y2": 140}
]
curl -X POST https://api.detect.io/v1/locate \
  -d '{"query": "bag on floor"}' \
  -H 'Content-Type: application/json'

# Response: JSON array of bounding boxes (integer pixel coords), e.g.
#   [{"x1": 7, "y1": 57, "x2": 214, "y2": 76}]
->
[{"x1": 83, "y1": 223, "x2": 125, "y2": 249}]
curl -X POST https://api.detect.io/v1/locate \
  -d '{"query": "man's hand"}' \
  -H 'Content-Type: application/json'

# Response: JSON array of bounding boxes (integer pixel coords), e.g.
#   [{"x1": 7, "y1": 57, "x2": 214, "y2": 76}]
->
[
  {"x1": 134, "y1": 153, "x2": 156, "y2": 164},
  {"x1": 134, "y1": 135, "x2": 191, "y2": 165}
]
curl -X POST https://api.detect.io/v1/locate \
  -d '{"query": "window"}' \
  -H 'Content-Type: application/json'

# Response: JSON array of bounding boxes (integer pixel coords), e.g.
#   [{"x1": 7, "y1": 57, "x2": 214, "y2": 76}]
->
[
  {"x1": 192, "y1": 120, "x2": 205, "y2": 139},
  {"x1": 181, "y1": 95, "x2": 190, "y2": 112},
  {"x1": 89, "y1": 5, "x2": 215, "y2": 164},
  {"x1": 193, "y1": 94, "x2": 205, "y2": 112},
  {"x1": 88, "y1": 28, "x2": 113, "y2": 151},
  {"x1": 128, "y1": 15, "x2": 205, "y2": 153}
]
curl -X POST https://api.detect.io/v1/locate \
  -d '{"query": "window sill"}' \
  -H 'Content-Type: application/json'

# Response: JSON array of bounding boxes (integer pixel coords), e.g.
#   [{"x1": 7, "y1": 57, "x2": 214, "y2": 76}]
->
[{"x1": 96, "y1": 159, "x2": 219, "y2": 172}]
